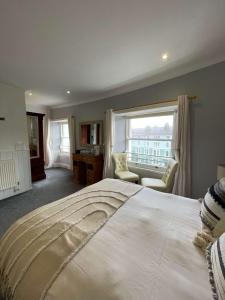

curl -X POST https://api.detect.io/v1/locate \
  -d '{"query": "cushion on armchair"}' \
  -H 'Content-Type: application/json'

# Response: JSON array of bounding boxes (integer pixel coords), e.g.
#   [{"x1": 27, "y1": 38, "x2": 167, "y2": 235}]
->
[
  {"x1": 141, "y1": 178, "x2": 167, "y2": 192},
  {"x1": 115, "y1": 171, "x2": 139, "y2": 181}
]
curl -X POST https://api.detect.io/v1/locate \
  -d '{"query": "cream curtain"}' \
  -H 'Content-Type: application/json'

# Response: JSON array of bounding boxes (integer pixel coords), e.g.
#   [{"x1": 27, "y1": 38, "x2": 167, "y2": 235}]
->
[
  {"x1": 48, "y1": 120, "x2": 58, "y2": 169},
  {"x1": 103, "y1": 109, "x2": 115, "y2": 178},
  {"x1": 68, "y1": 116, "x2": 76, "y2": 170},
  {"x1": 43, "y1": 110, "x2": 50, "y2": 168},
  {"x1": 172, "y1": 95, "x2": 191, "y2": 197}
]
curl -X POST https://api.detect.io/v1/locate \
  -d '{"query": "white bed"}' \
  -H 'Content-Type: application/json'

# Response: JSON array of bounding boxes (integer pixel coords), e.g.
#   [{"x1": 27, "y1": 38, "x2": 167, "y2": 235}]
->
[{"x1": 0, "y1": 179, "x2": 211, "y2": 300}]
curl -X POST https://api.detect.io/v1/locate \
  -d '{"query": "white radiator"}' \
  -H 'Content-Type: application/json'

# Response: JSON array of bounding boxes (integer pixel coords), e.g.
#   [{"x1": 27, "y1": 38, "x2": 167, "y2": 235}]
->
[{"x1": 0, "y1": 159, "x2": 17, "y2": 191}]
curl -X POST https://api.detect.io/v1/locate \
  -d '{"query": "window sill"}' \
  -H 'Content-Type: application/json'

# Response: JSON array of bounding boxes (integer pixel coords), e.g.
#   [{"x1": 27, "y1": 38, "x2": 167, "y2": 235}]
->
[
  {"x1": 128, "y1": 161, "x2": 165, "y2": 173},
  {"x1": 128, "y1": 163, "x2": 165, "y2": 179}
]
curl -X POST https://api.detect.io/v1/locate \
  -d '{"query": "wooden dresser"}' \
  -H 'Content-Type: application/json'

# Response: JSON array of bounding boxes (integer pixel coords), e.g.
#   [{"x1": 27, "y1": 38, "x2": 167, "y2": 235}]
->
[{"x1": 73, "y1": 153, "x2": 103, "y2": 185}]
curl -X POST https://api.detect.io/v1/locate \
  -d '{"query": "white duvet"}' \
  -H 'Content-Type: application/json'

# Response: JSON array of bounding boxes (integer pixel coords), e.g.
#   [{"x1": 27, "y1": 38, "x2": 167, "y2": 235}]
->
[
  {"x1": 47, "y1": 186, "x2": 211, "y2": 300},
  {"x1": 0, "y1": 180, "x2": 211, "y2": 300}
]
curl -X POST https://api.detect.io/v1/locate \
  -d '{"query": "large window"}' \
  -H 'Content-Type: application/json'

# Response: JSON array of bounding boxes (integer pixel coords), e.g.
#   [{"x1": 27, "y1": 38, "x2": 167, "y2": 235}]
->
[
  {"x1": 126, "y1": 114, "x2": 174, "y2": 169},
  {"x1": 60, "y1": 122, "x2": 70, "y2": 153}
]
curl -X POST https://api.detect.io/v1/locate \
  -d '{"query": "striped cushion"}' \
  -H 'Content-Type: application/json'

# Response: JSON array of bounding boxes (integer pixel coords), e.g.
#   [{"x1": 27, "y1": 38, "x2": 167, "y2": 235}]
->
[
  {"x1": 200, "y1": 178, "x2": 225, "y2": 236},
  {"x1": 206, "y1": 233, "x2": 225, "y2": 300}
]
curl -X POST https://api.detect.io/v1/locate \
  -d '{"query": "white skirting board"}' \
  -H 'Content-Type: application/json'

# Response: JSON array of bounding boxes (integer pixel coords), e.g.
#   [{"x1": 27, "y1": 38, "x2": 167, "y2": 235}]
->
[{"x1": 0, "y1": 150, "x2": 32, "y2": 201}]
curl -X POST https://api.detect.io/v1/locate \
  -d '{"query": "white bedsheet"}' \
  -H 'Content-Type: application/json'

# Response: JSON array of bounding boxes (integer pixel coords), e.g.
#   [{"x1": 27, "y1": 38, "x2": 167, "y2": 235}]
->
[{"x1": 45, "y1": 187, "x2": 211, "y2": 300}]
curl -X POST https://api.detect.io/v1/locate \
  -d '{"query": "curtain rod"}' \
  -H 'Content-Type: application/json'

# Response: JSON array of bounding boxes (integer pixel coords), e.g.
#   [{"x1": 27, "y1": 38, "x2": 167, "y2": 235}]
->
[{"x1": 112, "y1": 96, "x2": 197, "y2": 113}]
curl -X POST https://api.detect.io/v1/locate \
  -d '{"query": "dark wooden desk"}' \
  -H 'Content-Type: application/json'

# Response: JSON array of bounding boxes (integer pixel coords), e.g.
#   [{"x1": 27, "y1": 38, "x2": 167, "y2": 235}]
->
[{"x1": 73, "y1": 153, "x2": 103, "y2": 185}]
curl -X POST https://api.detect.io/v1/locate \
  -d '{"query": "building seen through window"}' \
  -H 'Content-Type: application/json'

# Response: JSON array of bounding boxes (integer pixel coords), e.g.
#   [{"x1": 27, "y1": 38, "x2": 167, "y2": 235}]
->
[{"x1": 127, "y1": 114, "x2": 174, "y2": 168}]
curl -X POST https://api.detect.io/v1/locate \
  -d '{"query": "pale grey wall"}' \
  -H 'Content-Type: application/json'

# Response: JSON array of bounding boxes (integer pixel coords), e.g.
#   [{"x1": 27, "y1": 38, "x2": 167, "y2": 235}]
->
[
  {"x1": 0, "y1": 82, "x2": 29, "y2": 151},
  {"x1": 0, "y1": 82, "x2": 32, "y2": 200},
  {"x1": 51, "y1": 61, "x2": 225, "y2": 198}
]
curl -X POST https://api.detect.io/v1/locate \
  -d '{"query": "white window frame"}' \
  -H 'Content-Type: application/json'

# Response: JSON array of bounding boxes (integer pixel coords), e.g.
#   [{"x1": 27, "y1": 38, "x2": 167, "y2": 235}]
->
[
  {"x1": 60, "y1": 122, "x2": 70, "y2": 154},
  {"x1": 125, "y1": 111, "x2": 175, "y2": 171}
]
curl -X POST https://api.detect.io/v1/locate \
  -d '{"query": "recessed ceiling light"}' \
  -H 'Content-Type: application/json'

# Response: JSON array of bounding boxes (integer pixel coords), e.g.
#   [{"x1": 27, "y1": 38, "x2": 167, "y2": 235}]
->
[
  {"x1": 162, "y1": 53, "x2": 168, "y2": 61},
  {"x1": 66, "y1": 90, "x2": 71, "y2": 94},
  {"x1": 28, "y1": 92, "x2": 33, "y2": 96}
]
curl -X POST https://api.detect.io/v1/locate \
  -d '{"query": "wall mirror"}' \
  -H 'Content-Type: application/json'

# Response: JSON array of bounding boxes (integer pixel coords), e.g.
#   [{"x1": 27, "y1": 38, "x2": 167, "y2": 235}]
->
[
  {"x1": 27, "y1": 115, "x2": 39, "y2": 158},
  {"x1": 80, "y1": 120, "x2": 103, "y2": 146}
]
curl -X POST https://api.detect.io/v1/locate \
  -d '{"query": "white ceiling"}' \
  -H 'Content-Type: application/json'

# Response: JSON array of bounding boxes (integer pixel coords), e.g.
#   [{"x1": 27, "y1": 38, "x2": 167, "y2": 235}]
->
[{"x1": 0, "y1": 0, "x2": 225, "y2": 108}]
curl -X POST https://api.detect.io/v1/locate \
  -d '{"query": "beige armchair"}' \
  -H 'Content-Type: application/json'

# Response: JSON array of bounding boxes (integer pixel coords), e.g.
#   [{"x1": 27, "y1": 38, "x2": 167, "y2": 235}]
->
[
  {"x1": 141, "y1": 159, "x2": 178, "y2": 193},
  {"x1": 112, "y1": 153, "x2": 139, "y2": 183}
]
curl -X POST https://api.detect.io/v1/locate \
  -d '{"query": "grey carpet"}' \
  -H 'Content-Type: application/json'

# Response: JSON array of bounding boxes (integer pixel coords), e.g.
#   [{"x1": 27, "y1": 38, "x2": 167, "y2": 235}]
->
[{"x1": 0, "y1": 167, "x2": 84, "y2": 238}]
